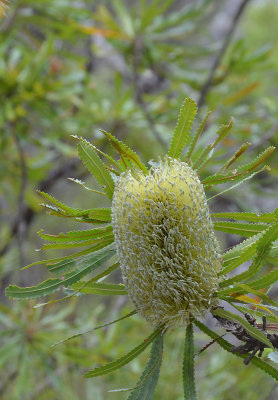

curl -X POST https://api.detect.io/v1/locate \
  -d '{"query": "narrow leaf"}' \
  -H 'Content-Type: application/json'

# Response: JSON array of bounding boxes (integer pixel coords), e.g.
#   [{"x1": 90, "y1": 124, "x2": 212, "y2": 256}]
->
[
  {"x1": 127, "y1": 332, "x2": 164, "y2": 400},
  {"x1": 185, "y1": 110, "x2": 211, "y2": 162},
  {"x1": 213, "y1": 221, "x2": 268, "y2": 237},
  {"x1": 6, "y1": 245, "x2": 115, "y2": 299},
  {"x1": 100, "y1": 130, "x2": 148, "y2": 173},
  {"x1": 71, "y1": 282, "x2": 128, "y2": 295},
  {"x1": 38, "y1": 225, "x2": 113, "y2": 243},
  {"x1": 183, "y1": 323, "x2": 198, "y2": 400},
  {"x1": 212, "y1": 212, "x2": 276, "y2": 224},
  {"x1": 168, "y1": 98, "x2": 197, "y2": 159},
  {"x1": 78, "y1": 141, "x2": 115, "y2": 199},
  {"x1": 84, "y1": 326, "x2": 164, "y2": 378}
]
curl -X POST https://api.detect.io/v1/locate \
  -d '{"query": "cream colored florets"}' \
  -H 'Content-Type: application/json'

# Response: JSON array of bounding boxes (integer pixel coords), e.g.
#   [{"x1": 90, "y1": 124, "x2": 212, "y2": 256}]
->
[{"x1": 112, "y1": 157, "x2": 222, "y2": 328}]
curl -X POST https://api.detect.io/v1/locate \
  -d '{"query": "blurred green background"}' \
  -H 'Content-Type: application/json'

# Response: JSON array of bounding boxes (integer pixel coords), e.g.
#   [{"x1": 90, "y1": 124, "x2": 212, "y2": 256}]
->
[{"x1": 1, "y1": 0, "x2": 278, "y2": 399}]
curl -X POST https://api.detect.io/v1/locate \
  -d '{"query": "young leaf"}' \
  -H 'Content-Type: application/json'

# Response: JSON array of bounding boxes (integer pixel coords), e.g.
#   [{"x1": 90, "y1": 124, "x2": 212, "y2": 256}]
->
[
  {"x1": 84, "y1": 326, "x2": 164, "y2": 378},
  {"x1": 127, "y1": 332, "x2": 164, "y2": 400},
  {"x1": 38, "y1": 225, "x2": 113, "y2": 243},
  {"x1": 100, "y1": 130, "x2": 148, "y2": 173},
  {"x1": 168, "y1": 98, "x2": 197, "y2": 159},
  {"x1": 213, "y1": 221, "x2": 268, "y2": 237},
  {"x1": 185, "y1": 110, "x2": 211, "y2": 162},
  {"x1": 194, "y1": 320, "x2": 278, "y2": 382},
  {"x1": 6, "y1": 244, "x2": 115, "y2": 299},
  {"x1": 221, "y1": 222, "x2": 278, "y2": 287},
  {"x1": 212, "y1": 212, "x2": 276, "y2": 224},
  {"x1": 78, "y1": 141, "x2": 115, "y2": 199},
  {"x1": 183, "y1": 323, "x2": 198, "y2": 400}
]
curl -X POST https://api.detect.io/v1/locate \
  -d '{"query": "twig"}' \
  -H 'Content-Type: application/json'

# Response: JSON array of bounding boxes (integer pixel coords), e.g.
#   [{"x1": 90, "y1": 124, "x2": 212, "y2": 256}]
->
[{"x1": 197, "y1": 0, "x2": 251, "y2": 108}]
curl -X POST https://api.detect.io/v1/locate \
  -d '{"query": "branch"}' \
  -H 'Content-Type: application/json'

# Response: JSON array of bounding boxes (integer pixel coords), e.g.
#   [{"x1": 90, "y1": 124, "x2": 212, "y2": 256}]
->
[{"x1": 197, "y1": 0, "x2": 251, "y2": 108}]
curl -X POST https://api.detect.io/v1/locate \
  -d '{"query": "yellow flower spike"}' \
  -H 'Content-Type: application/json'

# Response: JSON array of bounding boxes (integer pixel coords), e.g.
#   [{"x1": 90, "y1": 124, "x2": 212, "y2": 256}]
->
[{"x1": 112, "y1": 157, "x2": 222, "y2": 328}]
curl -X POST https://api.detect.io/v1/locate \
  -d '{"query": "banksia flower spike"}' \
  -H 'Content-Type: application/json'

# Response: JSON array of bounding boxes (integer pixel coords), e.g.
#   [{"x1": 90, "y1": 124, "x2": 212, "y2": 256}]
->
[
  {"x1": 112, "y1": 157, "x2": 222, "y2": 327},
  {"x1": 7, "y1": 97, "x2": 278, "y2": 397}
]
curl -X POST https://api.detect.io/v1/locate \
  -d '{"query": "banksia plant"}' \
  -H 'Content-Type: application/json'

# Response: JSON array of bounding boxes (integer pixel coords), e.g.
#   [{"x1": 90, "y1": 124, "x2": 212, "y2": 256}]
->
[
  {"x1": 112, "y1": 157, "x2": 222, "y2": 327},
  {"x1": 7, "y1": 98, "x2": 278, "y2": 398}
]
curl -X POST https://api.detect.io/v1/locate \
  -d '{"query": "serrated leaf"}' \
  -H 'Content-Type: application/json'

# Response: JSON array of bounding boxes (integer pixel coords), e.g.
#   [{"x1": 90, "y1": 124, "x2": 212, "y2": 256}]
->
[
  {"x1": 256, "y1": 221, "x2": 278, "y2": 257},
  {"x1": 213, "y1": 221, "x2": 268, "y2": 237},
  {"x1": 42, "y1": 233, "x2": 114, "y2": 250},
  {"x1": 6, "y1": 244, "x2": 115, "y2": 299},
  {"x1": 221, "y1": 223, "x2": 278, "y2": 287},
  {"x1": 71, "y1": 282, "x2": 127, "y2": 295},
  {"x1": 38, "y1": 225, "x2": 113, "y2": 243},
  {"x1": 212, "y1": 308, "x2": 273, "y2": 349},
  {"x1": 52, "y1": 310, "x2": 137, "y2": 347},
  {"x1": 185, "y1": 110, "x2": 211, "y2": 162},
  {"x1": 212, "y1": 212, "x2": 276, "y2": 223},
  {"x1": 85, "y1": 326, "x2": 164, "y2": 378},
  {"x1": 220, "y1": 242, "x2": 257, "y2": 276},
  {"x1": 89, "y1": 208, "x2": 111, "y2": 221},
  {"x1": 38, "y1": 190, "x2": 96, "y2": 217},
  {"x1": 183, "y1": 323, "x2": 197, "y2": 400},
  {"x1": 168, "y1": 98, "x2": 197, "y2": 159},
  {"x1": 223, "y1": 233, "x2": 262, "y2": 263},
  {"x1": 100, "y1": 130, "x2": 148, "y2": 173},
  {"x1": 237, "y1": 146, "x2": 275, "y2": 175},
  {"x1": 46, "y1": 239, "x2": 115, "y2": 275},
  {"x1": 78, "y1": 141, "x2": 115, "y2": 199},
  {"x1": 218, "y1": 142, "x2": 251, "y2": 173},
  {"x1": 207, "y1": 167, "x2": 268, "y2": 201},
  {"x1": 194, "y1": 320, "x2": 278, "y2": 382},
  {"x1": 127, "y1": 332, "x2": 164, "y2": 400}
]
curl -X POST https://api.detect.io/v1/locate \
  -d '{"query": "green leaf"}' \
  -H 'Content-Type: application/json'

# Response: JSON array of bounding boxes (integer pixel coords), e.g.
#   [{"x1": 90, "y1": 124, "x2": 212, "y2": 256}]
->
[
  {"x1": 194, "y1": 320, "x2": 278, "y2": 382},
  {"x1": 52, "y1": 310, "x2": 137, "y2": 347},
  {"x1": 185, "y1": 110, "x2": 211, "y2": 162},
  {"x1": 207, "y1": 167, "x2": 268, "y2": 201},
  {"x1": 38, "y1": 225, "x2": 113, "y2": 243},
  {"x1": 71, "y1": 282, "x2": 127, "y2": 295},
  {"x1": 237, "y1": 146, "x2": 275, "y2": 175},
  {"x1": 218, "y1": 142, "x2": 251, "y2": 173},
  {"x1": 78, "y1": 141, "x2": 115, "y2": 199},
  {"x1": 127, "y1": 332, "x2": 164, "y2": 400},
  {"x1": 221, "y1": 223, "x2": 278, "y2": 287},
  {"x1": 100, "y1": 130, "x2": 148, "y2": 173},
  {"x1": 220, "y1": 241, "x2": 257, "y2": 276},
  {"x1": 183, "y1": 323, "x2": 198, "y2": 400},
  {"x1": 38, "y1": 190, "x2": 96, "y2": 217},
  {"x1": 212, "y1": 212, "x2": 276, "y2": 223},
  {"x1": 213, "y1": 221, "x2": 268, "y2": 237},
  {"x1": 212, "y1": 308, "x2": 273, "y2": 349},
  {"x1": 84, "y1": 326, "x2": 164, "y2": 378},
  {"x1": 194, "y1": 118, "x2": 234, "y2": 171},
  {"x1": 89, "y1": 208, "x2": 111, "y2": 221},
  {"x1": 6, "y1": 244, "x2": 115, "y2": 299},
  {"x1": 168, "y1": 98, "x2": 197, "y2": 159}
]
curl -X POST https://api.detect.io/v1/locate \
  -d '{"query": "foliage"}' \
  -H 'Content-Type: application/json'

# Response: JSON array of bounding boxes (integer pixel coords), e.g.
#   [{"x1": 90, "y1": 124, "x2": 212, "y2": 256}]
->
[
  {"x1": 6, "y1": 97, "x2": 278, "y2": 399},
  {"x1": 2, "y1": 1, "x2": 278, "y2": 399}
]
